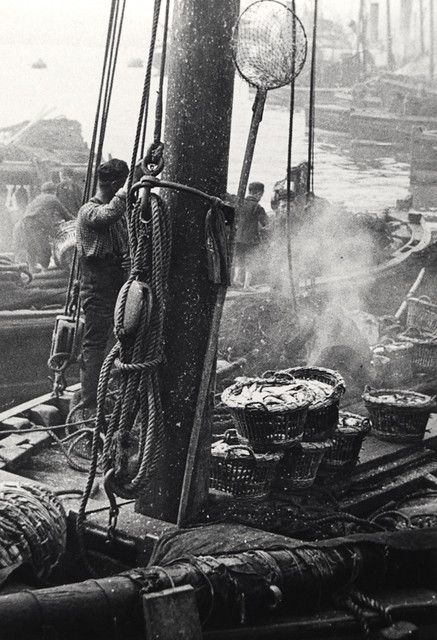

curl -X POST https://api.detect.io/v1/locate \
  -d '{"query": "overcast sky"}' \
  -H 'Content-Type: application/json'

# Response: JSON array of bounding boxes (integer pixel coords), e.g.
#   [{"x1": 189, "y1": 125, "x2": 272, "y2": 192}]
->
[{"x1": 0, "y1": 0, "x2": 361, "y2": 48}]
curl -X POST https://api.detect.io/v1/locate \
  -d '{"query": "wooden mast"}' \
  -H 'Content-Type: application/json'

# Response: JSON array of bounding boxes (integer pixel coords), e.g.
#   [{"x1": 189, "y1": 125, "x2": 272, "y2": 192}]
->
[{"x1": 135, "y1": 0, "x2": 238, "y2": 522}]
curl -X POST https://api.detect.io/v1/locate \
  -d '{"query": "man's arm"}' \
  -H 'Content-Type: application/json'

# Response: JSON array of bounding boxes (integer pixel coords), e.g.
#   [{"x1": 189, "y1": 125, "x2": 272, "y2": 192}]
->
[
  {"x1": 257, "y1": 204, "x2": 268, "y2": 228},
  {"x1": 54, "y1": 200, "x2": 75, "y2": 222},
  {"x1": 79, "y1": 191, "x2": 126, "y2": 230}
]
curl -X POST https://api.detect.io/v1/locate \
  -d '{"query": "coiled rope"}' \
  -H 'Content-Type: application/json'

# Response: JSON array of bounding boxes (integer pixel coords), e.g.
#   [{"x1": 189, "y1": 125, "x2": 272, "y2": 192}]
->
[{"x1": 75, "y1": 188, "x2": 171, "y2": 572}]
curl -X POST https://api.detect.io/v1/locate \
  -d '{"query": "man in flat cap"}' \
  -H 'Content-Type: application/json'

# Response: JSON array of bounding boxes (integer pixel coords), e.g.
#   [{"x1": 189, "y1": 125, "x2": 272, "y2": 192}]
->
[{"x1": 76, "y1": 159, "x2": 130, "y2": 414}]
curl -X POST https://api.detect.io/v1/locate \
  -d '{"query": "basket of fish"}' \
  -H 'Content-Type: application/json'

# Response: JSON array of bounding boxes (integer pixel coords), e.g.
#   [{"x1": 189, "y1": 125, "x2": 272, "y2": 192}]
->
[
  {"x1": 275, "y1": 439, "x2": 332, "y2": 491},
  {"x1": 273, "y1": 367, "x2": 346, "y2": 441},
  {"x1": 320, "y1": 411, "x2": 371, "y2": 474},
  {"x1": 221, "y1": 373, "x2": 313, "y2": 452},
  {"x1": 406, "y1": 296, "x2": 437, "y2": 335},
  {"x1": 210, "y1": 429, "x2": 282, "y2": 499},
  {"x1": 398, "y1": 328, "x2": 437, "y2": 375},
  {"x1": 362, "y1": 386, "x2": 436, "y2": 444}
]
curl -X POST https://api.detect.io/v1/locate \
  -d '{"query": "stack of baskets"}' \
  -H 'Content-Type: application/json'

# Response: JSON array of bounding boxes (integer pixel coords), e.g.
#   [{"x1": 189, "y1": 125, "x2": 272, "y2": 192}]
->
[
  {"x1": 212, "y1": 372, "x2": 313, "y2": 498},
  {"x1": 318, "y1": 411, "x2": 371, "y2": 485},
  {"x1": 214, "y1": 367, "x2": 369, "y2": 496}
]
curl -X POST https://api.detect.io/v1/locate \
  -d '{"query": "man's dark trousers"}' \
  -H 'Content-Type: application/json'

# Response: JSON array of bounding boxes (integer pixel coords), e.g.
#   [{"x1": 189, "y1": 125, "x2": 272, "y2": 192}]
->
[{"x1": 79, "y1": 257, "x2": 126, "y2": 409}]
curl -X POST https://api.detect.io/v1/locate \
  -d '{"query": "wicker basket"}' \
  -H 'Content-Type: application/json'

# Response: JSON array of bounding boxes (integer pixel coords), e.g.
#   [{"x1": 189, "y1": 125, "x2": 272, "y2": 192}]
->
[
  {"x1": 321, "y1": 411, "x2": 370, "y2": 472},
  {"x1": 362, "y1": 386, "x2": 436, "y2": 444},
  {"x1": 275, "y1": 439, "x2": 332, "y2": 490},
  {"x1": 221, "y1": 375, "x2": 311, "y2": 452},
  {"x1": 398, "y1": 331, "x2": 437, "y2": 375},
  {"x1": 406, "y1": 296, "x2": 437, "y2": 335},
  {"x1": 210, "y1": 430, "x2": 282, "y2": 498},
  {"x1": 277, "y1": 366, "x2": 345, "y2": 441},
  {"x1": 371, "y1": 340, "x2": 414, "y2": 387}
]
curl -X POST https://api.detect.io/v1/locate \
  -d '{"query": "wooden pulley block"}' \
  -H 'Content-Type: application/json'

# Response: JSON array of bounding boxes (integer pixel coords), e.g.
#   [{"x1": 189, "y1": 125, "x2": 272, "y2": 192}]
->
[
  {"x1": 50, "y1": 314, "x2": 84, "y2": 361},
  {"x1": 115, "y1": 280, "x2": 151, "y2": 337}
]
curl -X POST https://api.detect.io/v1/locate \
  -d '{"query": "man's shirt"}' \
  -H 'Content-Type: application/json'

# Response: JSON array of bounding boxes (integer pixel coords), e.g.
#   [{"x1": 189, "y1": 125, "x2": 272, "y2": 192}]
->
[
  {"x1": 76, "y1": 191, "x2": 129, "y2": 263},
  {"x1": 235, "y1": 195, "x2": 268, "y2": 245}
]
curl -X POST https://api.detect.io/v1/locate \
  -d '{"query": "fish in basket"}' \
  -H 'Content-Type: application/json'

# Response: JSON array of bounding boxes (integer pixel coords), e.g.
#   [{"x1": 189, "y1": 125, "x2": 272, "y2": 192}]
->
[
  {"x1": 210, "y1": 429, "x2": 282, "y2": 499},
  {"x1": 362, "y1": 386, "x2": 436, "y2": 444},
  {"x1": 269, "y1": 367, "x2": 346, "y2": 442},
  {"x1": 221, "y1": 373, "x2": 314, "y2": 452}
]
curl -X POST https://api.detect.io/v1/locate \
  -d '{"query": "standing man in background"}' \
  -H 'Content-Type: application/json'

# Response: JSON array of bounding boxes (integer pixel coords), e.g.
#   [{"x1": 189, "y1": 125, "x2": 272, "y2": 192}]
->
[
  {"x1": 76, "y1": 159, "x2": 130, "y2": 415},
  {"x1": 233, "y1": 181, "x2": 268, "y2": 290},
  {"x1": 57, "y1": 167, "x2": 83, "y2": 217}
]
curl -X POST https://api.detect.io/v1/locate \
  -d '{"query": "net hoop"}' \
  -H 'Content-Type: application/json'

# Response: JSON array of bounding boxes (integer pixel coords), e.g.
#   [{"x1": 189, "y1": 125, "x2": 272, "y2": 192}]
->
[{"x1": 232, "y1": 0, "x2": 308, "y2": 91}]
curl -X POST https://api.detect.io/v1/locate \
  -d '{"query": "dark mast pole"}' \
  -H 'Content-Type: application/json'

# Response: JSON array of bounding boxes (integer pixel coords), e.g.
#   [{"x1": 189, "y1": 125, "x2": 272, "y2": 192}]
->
[
  {"x1": 136, "y1": 0, "x2": 238, "y2": 522},
  {"x1": 430, "y1": 0, "x2": 435, "y2": 82}
]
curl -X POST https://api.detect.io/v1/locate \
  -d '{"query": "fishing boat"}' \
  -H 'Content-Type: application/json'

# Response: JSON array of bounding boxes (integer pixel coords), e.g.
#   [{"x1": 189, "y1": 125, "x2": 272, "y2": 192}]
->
[{"x1": 2, "y1": 2, "x2": 437, "y2": 639}]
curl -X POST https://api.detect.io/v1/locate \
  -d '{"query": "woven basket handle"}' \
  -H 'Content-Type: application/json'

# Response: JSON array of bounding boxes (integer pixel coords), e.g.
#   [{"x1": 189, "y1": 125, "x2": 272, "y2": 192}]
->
[
  {"x1": 225, "y1": 444, "x2": 257, "y2": 463},
  {"x1": 244, "y1": 401, "x2": 269, "y2": 412}
]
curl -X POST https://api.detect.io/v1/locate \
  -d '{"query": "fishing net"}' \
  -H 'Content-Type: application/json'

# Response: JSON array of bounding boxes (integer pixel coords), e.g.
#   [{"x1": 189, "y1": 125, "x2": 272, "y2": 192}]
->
[{"x1": 233, "y1": 0, "x2": 307, "y2": 90}]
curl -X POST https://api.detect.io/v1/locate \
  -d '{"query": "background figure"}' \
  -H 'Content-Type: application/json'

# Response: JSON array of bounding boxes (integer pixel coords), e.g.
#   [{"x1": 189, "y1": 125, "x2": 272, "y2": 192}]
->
[
  {"x1": 0, "y1": 185, "x2": 13, "y2": 252},
  {"x1": 13, "y1": 181, "x2": 73, "y2": 272},
  {"x1": 10, "y1": 184, "x2": 29, "y2": 227},
  {"x1": 233, "y1": 181, "x2": 268, "y2": 290},
  {"x1": 56, "y1": 167, "x2": 83, "y2": 217}
]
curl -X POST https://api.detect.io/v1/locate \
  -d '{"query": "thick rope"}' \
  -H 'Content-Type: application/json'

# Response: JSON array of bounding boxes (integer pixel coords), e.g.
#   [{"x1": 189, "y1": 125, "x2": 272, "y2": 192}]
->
[
  {"x1": 128, "y1": 0, "x2": 162, "y2": 206},
  {"x1": 75, "y1": 191, "x2": 171, "y2": 573}
]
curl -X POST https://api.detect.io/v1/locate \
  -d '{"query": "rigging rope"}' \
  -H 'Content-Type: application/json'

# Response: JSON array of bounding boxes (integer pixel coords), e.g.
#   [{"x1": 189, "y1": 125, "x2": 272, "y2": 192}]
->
[
  {"x1": 306, "y1": 0, "x2": 318, "y2": 198},
  {"x1": 49, "y1": 0, "x2": 126, "y2": 394},
  {"x1": 286, "y1": 0, "x2": 297, "y2": 309},
  {"x1": 75, "y1": 0, "x2": 172, "y2": 571}
]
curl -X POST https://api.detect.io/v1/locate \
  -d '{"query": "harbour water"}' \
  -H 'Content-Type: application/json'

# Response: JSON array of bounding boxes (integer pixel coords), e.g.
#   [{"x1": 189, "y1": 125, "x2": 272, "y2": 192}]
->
[{"x1": 0, "y1": 43, "x2": 410, "y2": 212}]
